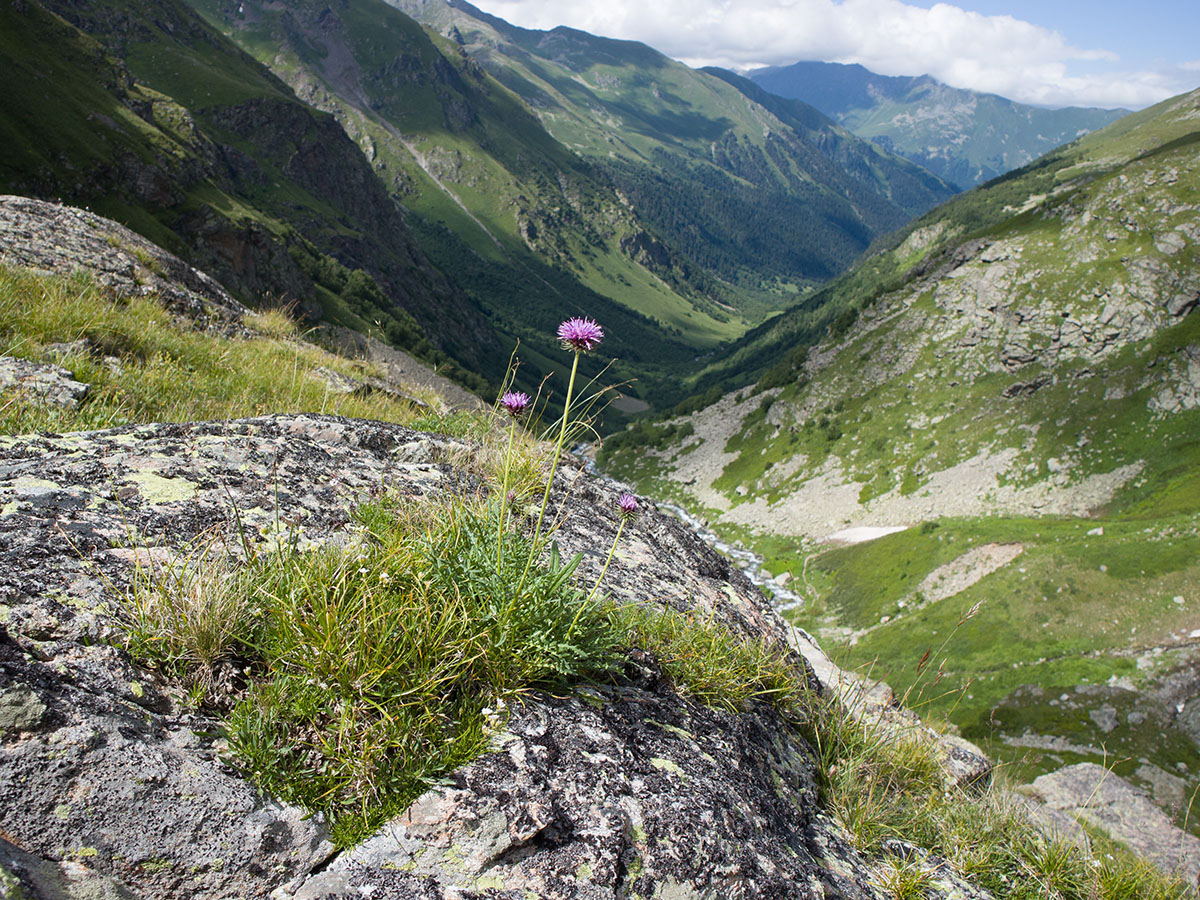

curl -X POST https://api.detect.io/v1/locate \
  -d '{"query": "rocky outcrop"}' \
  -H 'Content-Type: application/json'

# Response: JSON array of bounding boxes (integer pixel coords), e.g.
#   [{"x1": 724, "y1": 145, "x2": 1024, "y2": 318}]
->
[
  {"x1": 0, "y1": 413, "x2": 993, "y2": 900},
  {"x1": 314, "y1": 324, "x2": 484, "y2": 412},
  {"x1": 0, "y1": 197, "x2": 486, "y2": 416},
  {"x1": 1030, "y1": 763, "x2": 1200, "y2": 884},
  {"x1": 0, "y1": 195, "x2": 246, "y2": 328},
  {"x1": 0, "y1": 357, "x2": 89, "y2": 408}
]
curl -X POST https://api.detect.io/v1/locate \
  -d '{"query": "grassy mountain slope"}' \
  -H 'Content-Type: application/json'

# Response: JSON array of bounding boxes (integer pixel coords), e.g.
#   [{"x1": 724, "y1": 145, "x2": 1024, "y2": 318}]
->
[
  {"x1": 600, "y1": 87, "x2": 1200, "y2": 817},
  {"x1": 0, "y1": 0, "x2": 503, "y2": 391},
  {"x1": 384, "y1": 0, "x2": 954, "y2": 318},
  {"x1": 185, "y1": 0, "x2": 716, "y2": 404},
  {"x1": 749, "y1": 61, "x2": 1127, "y2": 188}
]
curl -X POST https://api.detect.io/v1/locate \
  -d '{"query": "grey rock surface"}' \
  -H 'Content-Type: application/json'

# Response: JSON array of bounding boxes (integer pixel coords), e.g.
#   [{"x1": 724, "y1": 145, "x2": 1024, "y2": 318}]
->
[
  {"x1": 1031, "y1": 762, "x2": 1200, "y2": 883},
  {"x1": 310, "y1": 365, "x2": 430, "y2": 409},
  {"x1": 315, "y1": 324, "x2": 483, "y2": 412},
  {"x1": 1010, "y1": 794, "x2": 1091, "y2": 853},
  {"x1": 290, "y1": 670, "x2": 991, "y2": 900},
  {"x1": 0, "y1": 413, "x2": 995, "y2": 899},
  {"x1": 0, "y1": 356, "x2": 89, "y2": 408}
]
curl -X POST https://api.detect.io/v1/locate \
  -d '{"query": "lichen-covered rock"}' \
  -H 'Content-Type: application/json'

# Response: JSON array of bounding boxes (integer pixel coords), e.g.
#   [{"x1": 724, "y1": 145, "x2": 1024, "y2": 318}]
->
[
  {"x1": 0, "y1": 835, "x2": 139, "y2": 900},
  {"x1": 0, "y1": 414, "x2": 992, "y2": 899},
  {"x1": 292, "y1": 672, "x2": 837, "y2": 900},
  {"x1": 288, "y1": 667, "x2": 991, "y2": 900}
]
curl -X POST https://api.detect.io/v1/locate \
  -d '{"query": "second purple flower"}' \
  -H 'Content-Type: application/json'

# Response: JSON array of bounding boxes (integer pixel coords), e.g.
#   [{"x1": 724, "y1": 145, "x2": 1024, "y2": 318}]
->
[
  {"x1": 557, "y1": 317, "x2": 604, "y2": 353},
  {"x1": 500, "y1": 390, "x2": 531, "y2": 416}
]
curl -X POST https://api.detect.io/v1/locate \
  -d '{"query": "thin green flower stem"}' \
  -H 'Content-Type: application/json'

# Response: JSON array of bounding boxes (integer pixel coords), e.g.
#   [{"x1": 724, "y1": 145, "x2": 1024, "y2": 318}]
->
[
  {"x1": 566, "y1": 516, "x2": 627, "y2": 640},
  {"x1": 586, "y1": 518, "x2": 625, "y2": 605},
  {"x1": 514, "y1": 350, "x2": 580, "y2": 600},
  {"x1": 495, "y1": 418, "x2": 517, "y2": 570}
]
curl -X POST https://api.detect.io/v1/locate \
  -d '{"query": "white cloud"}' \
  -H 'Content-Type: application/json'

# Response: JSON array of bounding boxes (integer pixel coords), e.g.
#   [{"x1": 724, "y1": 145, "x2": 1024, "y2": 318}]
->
[{"x1": 477, "y1": 0, "x2": 1197, "y2": 109}]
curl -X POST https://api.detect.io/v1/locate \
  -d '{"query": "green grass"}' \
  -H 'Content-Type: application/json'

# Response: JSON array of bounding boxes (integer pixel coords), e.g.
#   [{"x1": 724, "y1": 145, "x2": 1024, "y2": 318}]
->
[
  {"x1": 782, "y1": 513, "x2": 1200, "y2": 820},
  {"x1": 0, "y1": 265, "x2": 458, "y2": 435},
  {"x1": 611, "y1": 603, "x2": 807, "y2": 714},
  {"x1": 121, "y1": 485, "x2": 814, "y2": 846},
  {"x1": 121, "y1": 482, "x2": 1192, "y2": 895},
  {"x1": 802, "y1": 693, "x2": 1191, "y2": 900},
  {"x1": 223, "y1": 496, "x2": 620, "y2": 846},
  {"x1": 0, "y1": 1, "x2": 186, "y2": 189}
]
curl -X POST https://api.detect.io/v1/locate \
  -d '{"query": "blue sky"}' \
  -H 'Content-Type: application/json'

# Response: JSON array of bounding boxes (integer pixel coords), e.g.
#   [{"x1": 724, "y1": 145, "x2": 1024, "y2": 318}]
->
[
  {"x1": 903, "y1": 0, "x2": 1200, "y2": 71},
  {"x1": 480, "y1": 0, "x2": 1200, "y2": 109}
]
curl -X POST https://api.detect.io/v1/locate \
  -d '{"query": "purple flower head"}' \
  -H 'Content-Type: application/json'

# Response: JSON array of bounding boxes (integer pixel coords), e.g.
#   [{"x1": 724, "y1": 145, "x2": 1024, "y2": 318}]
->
[
  {"x1": 557, "y1": 317, "x2": 604, "y2": 353},
  {"x1": 499, "y1": 390, "x2": 531, "y2": 416},
  {"x1": 617, "y1": 492, "x2": 639, "y2": 520},
  {"x1": 506, "y1": 490, "x2": 517, "y2": 505}
]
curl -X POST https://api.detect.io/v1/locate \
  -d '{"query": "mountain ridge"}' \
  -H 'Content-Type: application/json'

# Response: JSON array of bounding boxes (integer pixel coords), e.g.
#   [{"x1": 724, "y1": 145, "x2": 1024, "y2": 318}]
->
[
  {"x1": 749, "y1": 60, "x2": 1128, "y2": 188},
  {"x1": 380, "y1": 0, "x2": 953, "y2": 303}
]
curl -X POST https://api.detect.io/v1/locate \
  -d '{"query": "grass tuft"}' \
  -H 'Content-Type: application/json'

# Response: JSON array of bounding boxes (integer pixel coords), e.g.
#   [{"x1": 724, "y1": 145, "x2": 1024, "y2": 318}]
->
[
  {"x1": 245, "y1": 306, "x2": 301, "y2": 340},
  {"x1": 612, "y1": 603, "x2": 808, "y2": 715},
  {"x1": 0, "y1": 264, "x2": 464, "y2": 436},
  {"x1": 125, "y1": 494, "x2": 624, "y2": 846},
  {"x1": 121, "y1": 538, "x2": 258, "y2": 703}
]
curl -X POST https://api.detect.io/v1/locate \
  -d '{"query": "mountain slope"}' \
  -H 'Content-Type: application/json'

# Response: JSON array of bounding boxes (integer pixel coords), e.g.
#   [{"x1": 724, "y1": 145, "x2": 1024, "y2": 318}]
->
[
  {"x1": 749, "y1": 61, "x2": 1127, "y2": 188},
  {"x1": 0, "y1": 0, "x2": 497, "y2": 389},
  {"x1": 5, "y1": 0, "x2": 955, "y2": 409},
  {"x1": 185, "y1": 0, "x2": 715, "y2": 403},
  {"x1": 599, "y1": 87, "x2": 1200, "y2": 809},
  {"x1": 382, "y1": 0, "x2": 954, "y2": 314}
]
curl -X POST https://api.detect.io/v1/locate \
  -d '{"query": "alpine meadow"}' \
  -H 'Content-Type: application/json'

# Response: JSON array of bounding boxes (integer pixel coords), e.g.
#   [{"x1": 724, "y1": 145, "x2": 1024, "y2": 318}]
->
[{"x1": 1, "y1": 0, "x2": 1199, "y2": 897}]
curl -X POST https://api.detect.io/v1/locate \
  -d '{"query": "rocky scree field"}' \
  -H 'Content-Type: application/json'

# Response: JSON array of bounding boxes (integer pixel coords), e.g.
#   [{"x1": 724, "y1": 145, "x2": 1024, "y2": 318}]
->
[{"x1": 599, "y1": 86, "x2": 1200, "y2": 837}]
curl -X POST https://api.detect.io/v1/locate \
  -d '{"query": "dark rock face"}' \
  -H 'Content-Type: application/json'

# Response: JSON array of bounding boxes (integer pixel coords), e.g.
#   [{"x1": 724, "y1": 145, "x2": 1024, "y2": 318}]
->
[
  {"x1": 620, "y1": 231, "x2": 675, "y2": 273},
  {"x1": 0, "y1": 413, "x2": 992, "y2": 899},
  {"x1": 0, "y1": 627, "x2": 332, "y2": 899}
]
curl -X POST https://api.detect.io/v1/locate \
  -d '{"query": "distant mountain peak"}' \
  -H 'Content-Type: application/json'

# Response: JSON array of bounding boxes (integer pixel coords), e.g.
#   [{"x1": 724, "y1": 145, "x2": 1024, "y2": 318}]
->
[{"x1": 749, "y1": 60, "x2": 1127, "y2": 188}]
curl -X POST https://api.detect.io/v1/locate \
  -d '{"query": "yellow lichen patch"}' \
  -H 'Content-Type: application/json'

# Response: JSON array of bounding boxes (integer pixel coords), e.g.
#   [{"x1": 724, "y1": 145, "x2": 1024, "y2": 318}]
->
[
  {"x1": 650, "y1": 757, "x2": 685, "y2": 776},
  {"x1": 648, "y1": 719, "x2": 693, "y2": 740},
  {"x1": 125, "y1": 471, "x2": 198, "y2": 504}
]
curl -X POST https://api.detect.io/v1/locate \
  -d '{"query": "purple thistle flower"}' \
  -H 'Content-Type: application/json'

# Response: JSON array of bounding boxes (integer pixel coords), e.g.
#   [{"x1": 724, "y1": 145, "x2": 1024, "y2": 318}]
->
[
  {"x1": 499, "y1": 391, "x2": 531, "y2": 416},
  {"x1": 617, "y1": 492, "x2": 639, "y2": 520},
  {"x1": 557, "y1": 317, "x2": 604, "y2": 353}
]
